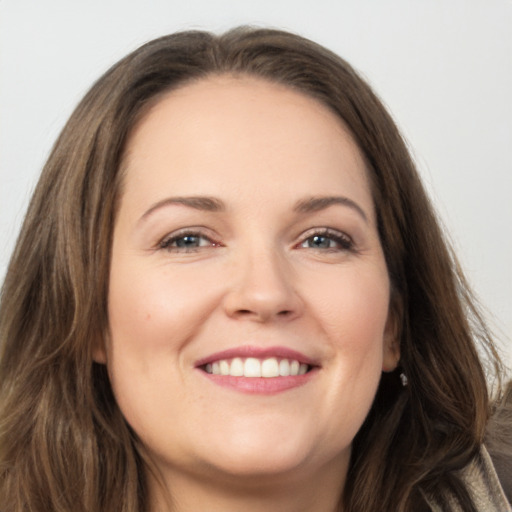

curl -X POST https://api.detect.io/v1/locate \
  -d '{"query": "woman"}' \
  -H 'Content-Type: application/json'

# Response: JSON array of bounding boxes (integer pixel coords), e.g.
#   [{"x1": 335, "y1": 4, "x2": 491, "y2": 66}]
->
[{"x1": 0, "y1": 27, "x2": 510, "y2": 512}]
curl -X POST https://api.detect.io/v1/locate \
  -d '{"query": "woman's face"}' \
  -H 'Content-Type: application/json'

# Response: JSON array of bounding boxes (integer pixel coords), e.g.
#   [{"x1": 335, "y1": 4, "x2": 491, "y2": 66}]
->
[{"x1": 102, "y1": 76, "x2": 399, "y2": 487}]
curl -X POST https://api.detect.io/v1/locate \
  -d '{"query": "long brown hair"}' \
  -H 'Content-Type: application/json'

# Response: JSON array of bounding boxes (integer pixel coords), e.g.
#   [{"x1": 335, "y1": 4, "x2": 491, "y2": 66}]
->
[{"x1": 0, "y1": 27, "x2": 504, "y2": 511}]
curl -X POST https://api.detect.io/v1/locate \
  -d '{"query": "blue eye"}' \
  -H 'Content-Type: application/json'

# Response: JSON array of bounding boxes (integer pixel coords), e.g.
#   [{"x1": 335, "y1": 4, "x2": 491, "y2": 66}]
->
[
  {"x1": 300, "y1": 230, "x2": 353, "y2": 251},
  {"x1": 173, "y1": 235, "x2": 204, "y2": 248},
  {"x1": 159, "y1": 232, "x2": 215, "y2": 252},
  {"x1": 303, "y1": 235, "x2": 335, "y2": 249}
]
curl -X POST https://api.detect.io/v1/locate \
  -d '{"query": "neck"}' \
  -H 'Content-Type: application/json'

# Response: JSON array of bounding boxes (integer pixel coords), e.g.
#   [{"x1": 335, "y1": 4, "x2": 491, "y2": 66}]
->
[{"x1": 148, "y1": 456, "x2": 348, "y2": 512}]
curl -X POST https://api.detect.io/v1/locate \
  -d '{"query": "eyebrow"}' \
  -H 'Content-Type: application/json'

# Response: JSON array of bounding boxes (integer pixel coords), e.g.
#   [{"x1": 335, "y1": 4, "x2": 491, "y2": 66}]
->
[
  {"x1": 294, "y1": 196, "x2": 368, "y2": 223},
  {"x1": 139, "y1": 196, "x2": 225, "y2": 223},
  {"x1": 138, "y1": 194, "x2": 368, "y2": 224}
]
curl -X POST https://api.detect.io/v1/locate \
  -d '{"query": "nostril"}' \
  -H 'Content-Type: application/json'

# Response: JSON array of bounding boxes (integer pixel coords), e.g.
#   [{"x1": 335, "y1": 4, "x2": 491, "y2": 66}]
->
[{"x1": 231, "y1": 308, "x2": 294, "y2": 321}]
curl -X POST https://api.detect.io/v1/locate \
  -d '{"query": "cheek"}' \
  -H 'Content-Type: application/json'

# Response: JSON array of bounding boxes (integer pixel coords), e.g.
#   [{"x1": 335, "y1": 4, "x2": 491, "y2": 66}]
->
[
  {"x1": 310, "y1": 266, "x2": 390, "y2": 348},
  {"x1": 108, "y1": 260, "x2": 220, "y2": 356},
  {"x1": 106, "y1": 262, "x2": 217, "y2": 440},
  {"x1": 305, "y1": 266, "x2": 390, "y2": 409}
]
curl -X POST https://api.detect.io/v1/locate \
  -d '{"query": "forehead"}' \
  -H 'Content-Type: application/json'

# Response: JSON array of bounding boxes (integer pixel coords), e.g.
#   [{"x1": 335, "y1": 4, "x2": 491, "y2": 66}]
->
[{"x1": 120, "y1": 75, "x2": 373, "y2": 216}]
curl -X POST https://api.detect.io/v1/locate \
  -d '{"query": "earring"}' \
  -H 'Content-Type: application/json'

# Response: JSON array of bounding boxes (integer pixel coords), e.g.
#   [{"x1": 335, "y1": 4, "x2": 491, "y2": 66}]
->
[{"x1": 400, "y1": 372, "x2": 408, "y2": 387}]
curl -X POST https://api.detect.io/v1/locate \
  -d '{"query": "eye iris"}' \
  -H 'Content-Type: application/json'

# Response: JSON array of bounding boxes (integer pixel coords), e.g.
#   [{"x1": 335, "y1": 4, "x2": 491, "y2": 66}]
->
[
  {"x1": 176, "y1": 235, "x2": 200, "y2": 247},
  {"x1": 310, "y1": 235, "x2": 331, "y2": 248}
]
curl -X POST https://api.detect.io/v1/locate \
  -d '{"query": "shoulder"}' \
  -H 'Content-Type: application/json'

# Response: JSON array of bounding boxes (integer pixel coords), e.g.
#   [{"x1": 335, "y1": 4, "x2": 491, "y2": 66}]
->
[
  {"x1": 461, "y1": 445, "x2": 512, "y2": 511},
  {"x1": 429, "y1": 380, "x2": 512, "y2": 512},
  {"x1": 454, "y1": 380, "x2": 512, "y2": 511},
  {"x1": 486, "y1": 380, "x2": 512, "y2": 504},
  {"x1": 423, "y1": 446, "x2": 511, "y2": 512}
]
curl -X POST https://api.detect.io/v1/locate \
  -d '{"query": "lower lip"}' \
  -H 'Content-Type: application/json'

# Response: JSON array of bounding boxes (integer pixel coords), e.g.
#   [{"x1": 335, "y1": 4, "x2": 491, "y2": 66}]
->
[{"x1": 198, "y1": 369, "x2": 318, "y2": 394}]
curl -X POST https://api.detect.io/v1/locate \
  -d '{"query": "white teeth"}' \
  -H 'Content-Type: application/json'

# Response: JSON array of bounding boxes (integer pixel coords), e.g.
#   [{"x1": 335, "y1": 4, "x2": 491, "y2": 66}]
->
[
  {"x1": 204, "y1": 357, "x2": 310, "y2": 377},
  {"x1": 261, "y1": 357, "x2": 279, "y2": 378},
  {"x1": 278, "y1": 359, "x2": 290, "y2": 376},
  {"x1": 219, "y1": 360, "x2": 230, "y2": 376},
  {"x1": 244, "y1": 358, "x2": 261, "y2": 377},
  {"x1": 230, "y1": 357, "x2": 244, "y2": 376}
]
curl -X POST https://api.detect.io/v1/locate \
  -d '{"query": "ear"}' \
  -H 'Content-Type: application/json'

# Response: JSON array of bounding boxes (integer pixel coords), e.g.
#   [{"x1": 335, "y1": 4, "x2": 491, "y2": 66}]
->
[
  {"x1": 382, "y1": 298, "x2": 401, "y2": 372},
  {"x1": 92, "y1": 332, "x2": 108, "y2": 365}
]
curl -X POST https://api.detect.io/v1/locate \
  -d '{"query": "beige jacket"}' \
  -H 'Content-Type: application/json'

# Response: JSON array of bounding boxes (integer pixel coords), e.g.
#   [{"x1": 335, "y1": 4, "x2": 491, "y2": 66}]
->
[{"x1": 425, "y1": 446, "x2": 512, "y2": 511}]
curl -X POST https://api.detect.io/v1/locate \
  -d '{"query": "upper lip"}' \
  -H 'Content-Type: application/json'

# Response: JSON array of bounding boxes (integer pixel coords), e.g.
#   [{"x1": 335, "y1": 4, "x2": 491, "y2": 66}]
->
[{"x1": 194, "y1": 345, "x2": 319, "y2": 368}]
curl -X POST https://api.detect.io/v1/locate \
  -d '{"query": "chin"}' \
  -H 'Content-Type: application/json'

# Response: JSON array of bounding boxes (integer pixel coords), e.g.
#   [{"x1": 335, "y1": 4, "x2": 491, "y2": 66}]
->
[
  {"x1": 195, "y1": 453, "x2": 312, "y2": 491},
  {"x1": 217, "y1": 448, "x2": 307, "y2": 478},
  {"x1": 196, "y1": 426, "x2": 341, "y2": 484}
]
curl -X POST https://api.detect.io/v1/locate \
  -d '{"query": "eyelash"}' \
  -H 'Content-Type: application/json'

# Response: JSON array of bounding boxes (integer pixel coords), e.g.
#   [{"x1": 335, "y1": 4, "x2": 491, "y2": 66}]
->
[
  {"x1": 158, "y1": 230, "x2": 219, "y2": 253},
  {"x1": 297, "y1": 228, "x2": 355, "y2": 252},
  {"x1": 158, "y1": 228, "x2": 355, "y2": 253}
]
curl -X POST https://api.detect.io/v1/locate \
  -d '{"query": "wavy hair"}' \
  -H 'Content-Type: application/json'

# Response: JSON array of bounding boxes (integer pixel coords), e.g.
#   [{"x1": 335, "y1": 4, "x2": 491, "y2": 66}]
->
[{"x1": 0, "y1": 27, "x2": 503, "y2": 511}]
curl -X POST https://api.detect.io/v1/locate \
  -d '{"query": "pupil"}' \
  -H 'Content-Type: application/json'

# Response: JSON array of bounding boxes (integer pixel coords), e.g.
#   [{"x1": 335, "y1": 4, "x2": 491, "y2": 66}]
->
[
  {"x1": 177, "y1": 236, "x2": 199, "y2": 247},
  {"x1": 312, "y1": 235, "x2": 329, "y2": 248}
]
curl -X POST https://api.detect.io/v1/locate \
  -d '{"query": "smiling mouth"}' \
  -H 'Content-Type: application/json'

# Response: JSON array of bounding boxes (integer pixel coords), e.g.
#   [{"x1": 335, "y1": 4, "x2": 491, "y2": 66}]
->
[{"x1": 202, "y1": 357, "x2": 312, "y2": 378}]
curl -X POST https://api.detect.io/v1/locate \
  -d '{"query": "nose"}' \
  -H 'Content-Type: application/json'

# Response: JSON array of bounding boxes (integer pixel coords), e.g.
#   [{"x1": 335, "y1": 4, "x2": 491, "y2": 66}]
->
[{"x1": 223, "y1": 247, "x2": 303, "y2": 323}]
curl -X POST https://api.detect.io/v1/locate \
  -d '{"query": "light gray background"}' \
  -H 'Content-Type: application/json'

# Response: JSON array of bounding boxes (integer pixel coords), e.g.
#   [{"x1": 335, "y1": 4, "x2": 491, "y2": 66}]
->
[{"x1": 1, "y1": 1, "x2": 511, "y2": 366}]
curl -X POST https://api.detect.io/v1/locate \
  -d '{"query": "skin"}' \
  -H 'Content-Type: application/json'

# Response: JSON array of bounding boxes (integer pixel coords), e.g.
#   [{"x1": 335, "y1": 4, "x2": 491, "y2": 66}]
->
[{"x1": 98, "y1": 76, "x2": 400, "y2": 512}]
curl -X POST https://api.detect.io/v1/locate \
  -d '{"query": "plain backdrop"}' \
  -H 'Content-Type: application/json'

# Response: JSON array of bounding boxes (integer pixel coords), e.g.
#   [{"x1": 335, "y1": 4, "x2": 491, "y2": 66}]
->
[{"x1": 1, "y1": 0, "x2": 511, "y2": 366}]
